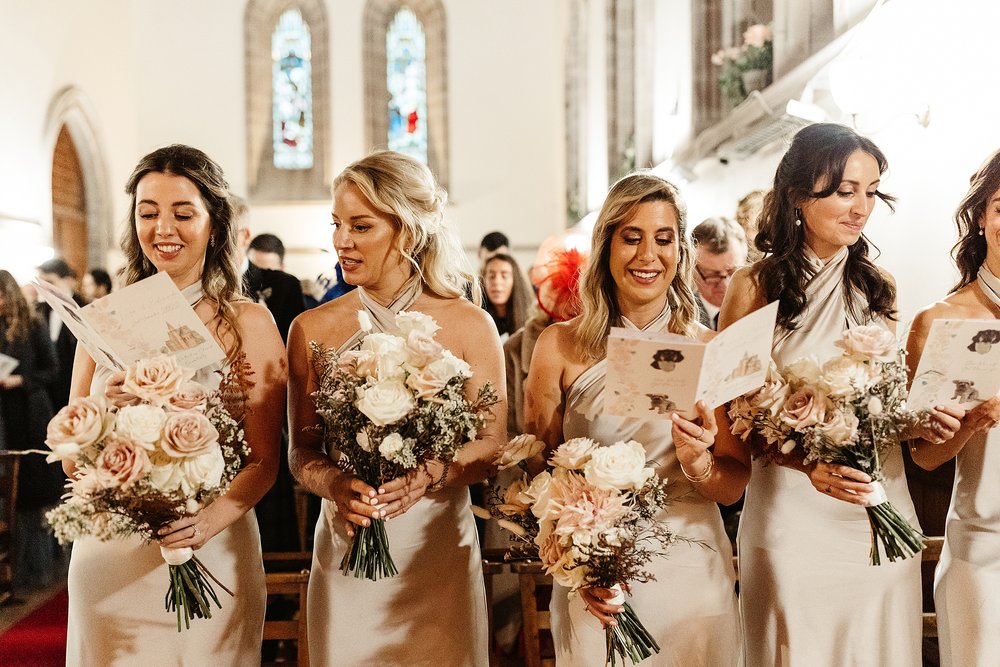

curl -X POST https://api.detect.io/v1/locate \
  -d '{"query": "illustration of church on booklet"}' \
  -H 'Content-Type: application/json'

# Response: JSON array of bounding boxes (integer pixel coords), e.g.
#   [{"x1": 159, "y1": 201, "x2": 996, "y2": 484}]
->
[
  {"x1": 160, "y1": 322, "x2": 207, "y2": 354},
  {"x1": 726, "y1": 352, "x2": 762, "y2": 381}
]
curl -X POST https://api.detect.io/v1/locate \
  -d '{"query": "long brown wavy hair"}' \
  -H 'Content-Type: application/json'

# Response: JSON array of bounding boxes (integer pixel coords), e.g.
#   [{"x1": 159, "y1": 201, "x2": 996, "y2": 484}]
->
[
  {"x1": 481, "y1": 253, "x2": 532, "y2": 335},
  {"x1": 119, "y1": 145, "x2": 244, "y2": 363},
  {"x1": 0, "y1": 270, "x2": 33, "y2": 345},
  {"x1": 952, "y1": 148, "x2": 1000, "y2": 291},
  {"x1": 753, "y1": 123, "x2": 896, "y2": 330},
  {"x1": 574, "y1": 172, "x2": 698, "y2": 361}
]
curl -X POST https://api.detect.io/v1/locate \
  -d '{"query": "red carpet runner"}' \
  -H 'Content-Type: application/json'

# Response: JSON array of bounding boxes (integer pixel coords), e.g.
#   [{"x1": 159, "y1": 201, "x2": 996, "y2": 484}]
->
[{"x1": 0, "y1": 588, "x2": 68, "y2": 667}]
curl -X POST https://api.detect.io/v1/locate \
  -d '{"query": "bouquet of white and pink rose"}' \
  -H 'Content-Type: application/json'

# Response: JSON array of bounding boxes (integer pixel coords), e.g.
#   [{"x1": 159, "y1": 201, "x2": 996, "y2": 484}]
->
[
  {"x1": 487, "y1": 435, "x2": 688, "y2": 666},
  {"x1": 310, "y1": 310, "x2": 498, "y2": 580},
  {"x1": 44, "y1": 355, "x2": 251, "y2": 630},
  {"x1": 729, "y1": 325, "x2": 926, "y2": 565}
]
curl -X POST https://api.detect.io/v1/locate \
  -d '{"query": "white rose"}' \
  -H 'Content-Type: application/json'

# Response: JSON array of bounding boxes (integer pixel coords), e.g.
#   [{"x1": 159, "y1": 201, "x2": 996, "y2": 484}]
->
[
  {"x1": 583, "y1": 440, "x2": 653, "y2": 491},
  {"x1": 818, "y1": 407, "x2": 859, "y2": 445},
  {"x1": 406, "y1": 352, "x2": 471, "y2": 398},
  {"x1": 403, "y1": 330, "x2": 444, "y2": 369},
  {"x1": 355, "y1": 381, "x2": 415, "y2": 426},
  {"x1": 496, "y1": 434, "x2": 545, "y2": 470},
  {"x1": 180, "y1": 449, "x2": 225, "y2": 491},
  {"x1": 378, "y1": 432, "x2": 405, "y2": 459},
  {"x1": 149, "y1": 460, "x2": 184, "y2": 493},
  {"x1": 395, "y1": 311, "x2": 441, "y2": 337},
  {"x1": 784, "y1": 356, "x2": 822, "y2": 385},
  {"x1": 550, "y1": 437, "x2": 598, "y2": 470},
  {"x1": 820, "y1": 357, "x2": 870, "y2": 398},
  {"x1": 524, "y1": 470, "x2": 557, "y2": 519},
  {"x1": 359, "y1": 333, "x2": 409, "y2": 381},
  {"x1": 114, "y1": 404, "x2": 166, "y2": 447}
]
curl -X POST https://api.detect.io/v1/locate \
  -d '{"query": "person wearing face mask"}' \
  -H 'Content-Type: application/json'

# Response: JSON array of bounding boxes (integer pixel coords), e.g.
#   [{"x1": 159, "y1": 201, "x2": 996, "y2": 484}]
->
[
  {"x1": 905, "y1": 148, "x2": 1000, "y2": 667},
  {"x1": 715, "y1": 123, "x2": 946, "y2": 666},
  {"x1": 525, "y1": 172, "x2": 746, "y2": 666},
  {"x1": 481, "y1": 252, "x2": 532, "y2": 341},
  {"x1": 287, "y1": 150, "x2": 506, "y2": 666},
  {"x1": 691, "y1": 216, "x2": 747, "y2": 331},
  {"x1": 64, "y1": 145, "x2": 286, "y2": 666}
]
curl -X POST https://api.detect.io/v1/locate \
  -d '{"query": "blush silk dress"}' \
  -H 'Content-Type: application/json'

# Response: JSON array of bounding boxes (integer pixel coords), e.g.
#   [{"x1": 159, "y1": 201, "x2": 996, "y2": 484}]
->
[
  {"x1": 933, "y1": 264, "x2": 1000, "y2": 666},
  {"x1": 738, "y1": 247, "x2": 922, "y2": 666},
  {"x1": 552, "y1": 305, "x2": 742, "y2": 666},
  {"x1": 66, "y1": 282, "x2": 265, "y2": 667},
  {"x1": 306, "y1": 277, "x2": 489, "y2": 666}
]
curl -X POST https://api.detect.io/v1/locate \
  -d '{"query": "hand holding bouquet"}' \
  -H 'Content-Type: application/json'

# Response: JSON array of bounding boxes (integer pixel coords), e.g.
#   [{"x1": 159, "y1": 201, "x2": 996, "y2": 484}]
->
[
  {"x1": 45, "y1": 355, "x2": 251, "y2": 630},
  {"x1": 310, "y1": 310, "x2": 498, "y2": 580},
  {"x1": 488, "y1": 436, "x2": 693, "y2": 666},
  {"x1": 729, "y1": 325, "x2": 926, "y2": 564}
]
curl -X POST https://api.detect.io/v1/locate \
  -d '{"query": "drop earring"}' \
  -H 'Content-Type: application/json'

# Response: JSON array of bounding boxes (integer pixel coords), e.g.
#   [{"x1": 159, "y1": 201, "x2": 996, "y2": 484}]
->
[
  {"x1": 979, "y1": 228, "x2": 985, "y2": 236},
  {"x1": 794, "y1": 209, "x2": 802, "y2": 227},
  {"x1": 209, "y1": 236, "x2": 216, "y2": 248}
]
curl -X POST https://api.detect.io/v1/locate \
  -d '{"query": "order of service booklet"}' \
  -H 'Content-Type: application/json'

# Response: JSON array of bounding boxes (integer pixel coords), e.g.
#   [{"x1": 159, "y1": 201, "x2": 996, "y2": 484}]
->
[
  {"x1": 605, "y1": 301, "x2": 779, "y2": 419},
  {"x1": 33, "y1": 272, "x2": 225, "y2": 372},
  {"x1": 0, "y1": 352, "x2": 19, "y2": 381},
  {"x1": 908, "y1": 317, "x2": 1000, "y2": 411}
]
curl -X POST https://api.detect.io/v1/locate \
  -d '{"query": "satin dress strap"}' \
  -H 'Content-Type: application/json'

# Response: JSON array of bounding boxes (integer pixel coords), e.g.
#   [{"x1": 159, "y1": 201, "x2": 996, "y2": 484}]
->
[{"x1": 337, "y1": 274, "x2": 423, "y2": 353}]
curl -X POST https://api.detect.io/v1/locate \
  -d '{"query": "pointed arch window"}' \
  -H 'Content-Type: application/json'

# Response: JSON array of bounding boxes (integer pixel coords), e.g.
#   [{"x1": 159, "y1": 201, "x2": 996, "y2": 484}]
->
[
  {"x1": 386, "y1": 8, "x2": 428, "y2": 164},
  {"x1": 272, "y1": 9, "x2": 314, "y2": 170}
]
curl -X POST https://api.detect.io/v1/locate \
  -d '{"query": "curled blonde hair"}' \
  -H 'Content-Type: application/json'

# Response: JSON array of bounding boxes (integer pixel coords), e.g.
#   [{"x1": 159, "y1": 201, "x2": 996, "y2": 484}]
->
[
  {"x1": 333, "y1": 150, "x2": 477, "y2": 302},
  {"x1": 574, "y1": 171, "x2": 698, "y2": 360}
]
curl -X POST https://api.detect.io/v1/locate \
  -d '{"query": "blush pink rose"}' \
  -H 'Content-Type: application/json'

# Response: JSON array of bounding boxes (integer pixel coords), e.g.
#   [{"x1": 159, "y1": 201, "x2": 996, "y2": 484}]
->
[
  {"x1": 780, "y1": 386, "x2": 829, "y2": 430},
  {"x1": 45, "y1": 395, "x2": 113, "y2": 461},
  {"x1": 834, "y1": 326, "x2": 897, "y2": 362},
  {"x1": 123, "y1": 356, "x2": 193, "y2": 407},
  {"x1": 159, "y1": 412, "x2": 220, "y2": 458},
  {"x1": 94, "y1": 433, "x2": 152, "y2": 490},
  {"x1": 167, "y1": 381, "x2": 210, "y2": 412},
  {"x1": 743, "y1": 23, "x2": 771, "y2": 47}
]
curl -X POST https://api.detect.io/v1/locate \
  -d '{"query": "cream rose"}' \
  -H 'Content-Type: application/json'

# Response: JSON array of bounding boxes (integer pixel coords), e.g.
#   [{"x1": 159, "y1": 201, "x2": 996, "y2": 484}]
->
[
  {"x1": 93, "y1": 433, "x2": 151, "y2": 490},
  {"x1": 780, "y1": 386, "x2": 829, "y2": 430},
  {"x1": 818, "y1": 407, "x2": 859, "y2": 444},
  {"x1": 149, "y1": 459, "x2": 184, "y2": 492},
  {"x1": 784, "y1": 356, "x2": 822, "y2": 384},
  {"x1": 821, "y1": 356, "x2": 870, "y2": 398},
  {"x1": 355, "y1": 380, "x2": 415, "y2": 426},
  {"x1": 378, "y1": 432, "x2": 405, "y2": 459},
  {"x1": 45, "y1": 395, "x2": 113, "y2": 461},
  {"x1": 583, "y1": 440, "x2": 653, "y2": 491},
  {"x1": 496, "y1": 434, "x2": 545, "y2": 470},
  {"x1": 180, "y1": 448, "x2": 225, "y2": 491},
  {"x1": 525, "y1": 470, "x2": 557, "y2": 520},
  {"x1": 403, "y1": 330, "x2": 444, "y2": 369},
  {"x1": 550, "y1": 437, "x2": 598, "y2": 470},
  {"x1": 395, "y1": 311, "x2": 441, "y2": 337},
  {"x1": 406, "y1": 352, "x2": 471, "y2": 399},
  {"x1": 122, "y1": 355, "x2": 193, "y2": 406},
  {"x1": 167, "y1": 381, "x2": 210, "y2": 412},
  {"x1": 114, "y1": 404, "x2": 166, "y2": 447},
  {"x1": 159, "y1": 412, "x2": 220, "y2": 458},
  {"x1": 497, "y1": 477, "x2": 533, "y2": 515},
  {"x1": 834, "y1": 326, "x2": 897, "y2": 362}
]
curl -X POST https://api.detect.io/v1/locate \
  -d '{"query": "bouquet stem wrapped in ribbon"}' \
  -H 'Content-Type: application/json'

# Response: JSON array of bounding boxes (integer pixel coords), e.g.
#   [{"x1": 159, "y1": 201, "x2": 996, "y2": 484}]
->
[
  {"x1": 485, "y1": 435, "x2": 701, "y2": 666},
  {"x1": 44, "y1": 355, "x2": 252, "y2": 630},
  {"x1": 310, "y1": 310, "x2": 497, "y2": 580},
  {"x1": 729, "y1": 325, "x2": 926, "y2": 565}
]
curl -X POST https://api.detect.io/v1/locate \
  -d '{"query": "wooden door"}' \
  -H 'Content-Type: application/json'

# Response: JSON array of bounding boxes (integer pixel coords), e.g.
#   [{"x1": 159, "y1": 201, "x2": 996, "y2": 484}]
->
[{"x1": 51, "y1": 125, "x2": 88, "y2": 280}]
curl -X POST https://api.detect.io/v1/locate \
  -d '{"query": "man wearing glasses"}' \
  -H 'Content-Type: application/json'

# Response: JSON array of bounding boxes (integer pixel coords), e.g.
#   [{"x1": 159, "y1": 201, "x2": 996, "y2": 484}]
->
[{"x1": 691, "y1": 217, "x2": 747, "y2": 330}]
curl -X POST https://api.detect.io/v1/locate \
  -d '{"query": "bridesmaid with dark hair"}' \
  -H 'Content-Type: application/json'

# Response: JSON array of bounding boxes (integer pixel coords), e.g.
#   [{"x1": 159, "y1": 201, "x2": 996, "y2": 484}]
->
[
  {"x1": 906, "y1": 148, "x2": 1000, "y2": 666},
  {"x1": 716, "y1": 123, "x2": 935, "y2": 665}
]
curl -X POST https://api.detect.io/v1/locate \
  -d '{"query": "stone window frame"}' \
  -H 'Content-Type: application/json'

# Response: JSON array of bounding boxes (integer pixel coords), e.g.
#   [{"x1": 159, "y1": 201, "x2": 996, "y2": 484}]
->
[
  {"x1": 245, "y1": 0, "x2": 331, "y2": 201},
  {"x1": 363, "y1": 0, "x2": 449, "y2": 189}
]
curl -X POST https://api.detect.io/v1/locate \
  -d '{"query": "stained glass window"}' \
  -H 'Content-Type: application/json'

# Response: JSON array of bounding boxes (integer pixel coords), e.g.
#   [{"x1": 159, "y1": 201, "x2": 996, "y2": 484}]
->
[
  {"x1": 386, "y1": 7, "x2": 428, "y2": 163},
  {"x1": 272, "y1": 9, "x2": 313, "y2": 169}
]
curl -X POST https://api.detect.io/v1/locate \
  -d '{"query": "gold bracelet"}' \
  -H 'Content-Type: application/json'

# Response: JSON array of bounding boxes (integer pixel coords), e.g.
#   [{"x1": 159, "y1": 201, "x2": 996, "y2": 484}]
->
[
  {"x1": 428, "y1": 459, "x2": 452, "y2": 493},
  {"x1": 681, "y1": 454, "x2": 714, "y2": 483}
]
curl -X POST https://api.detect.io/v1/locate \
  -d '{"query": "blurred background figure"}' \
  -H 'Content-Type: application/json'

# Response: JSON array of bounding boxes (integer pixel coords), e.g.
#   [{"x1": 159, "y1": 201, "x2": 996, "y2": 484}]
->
[
  {"x1": 80, "y1": 268, "x2": 112, "y2": 303},
  {"x1": 691, "y1": 216, "x2": 747, "y2": 330},
  {"x1": 35, "y1": 257, "x2": 82, "y2": 413},
  {"x1": 477, "y1": 230, "x2": 510, "y2": 266},
  {"x1": 481, "y1": 252, "x2": 532, "y2": 341},
  {"x1": 248, "y1": 233, "x2": 286, "y2": 271},
  {"x1": 302, "y1": 262, "x2": 355, "y2": 309},
  {"x1": 735, "y1": 189, "x2": 766, "y2": 262}
]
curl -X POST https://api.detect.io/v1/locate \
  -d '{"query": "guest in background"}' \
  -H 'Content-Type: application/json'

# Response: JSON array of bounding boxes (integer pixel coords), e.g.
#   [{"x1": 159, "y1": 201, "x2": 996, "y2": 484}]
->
[
  {"x1": 232, "y1": 196, "x2": 303, "y2": 553},
  {"x1": 905, "y1": 147, "x2": 1000, "y2": 667},
  {"x1": 35, "y1": 257, "x2": 83, "y2": 412},
  {"x1": 691, "y1": 216, "x2": 747, "y2": 331},
  {"x1": 248, "y1": 232, "x2": 287, "y2": 271},
  {"x1": 482, "y1": 253, "x2": 532, "y2": 341},
  {"x1": 735, "y1": 188, "x2": 766, "y2": 262},
  {"x1": 81, "y1": 267, "x2": 113, "y2": 303},
  {"x1": 0, "y1": 270, "x2": 62, "y2": 590},
  {"x1": 302, "y1": 262, "x2": 356, "y2": 309},
  {"x1": 478, "y1": 230, "x2": 510, "y2": 265}
]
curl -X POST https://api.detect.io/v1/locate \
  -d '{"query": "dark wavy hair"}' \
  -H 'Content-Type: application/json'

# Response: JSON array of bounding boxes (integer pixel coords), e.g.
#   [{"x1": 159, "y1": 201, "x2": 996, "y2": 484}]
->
[
  {"x1": 119, "y1": 144, "x2": 244, "y2": 362},
  {"x1": 0, "y1": 270, "x2": 34, "y2": 345},
  {"x1": 753, "y1": 123, "x2": 896, "y2": 330},
  {"x1": 952, "y1": 148, "x2": 1000, "y2": 291}
]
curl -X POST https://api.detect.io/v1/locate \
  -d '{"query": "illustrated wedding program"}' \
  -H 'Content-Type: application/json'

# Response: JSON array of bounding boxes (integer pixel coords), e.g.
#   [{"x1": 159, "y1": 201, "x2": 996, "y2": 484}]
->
[
  {"x1": 606, "y1": 301, "x2": 778, "y2": 419},
  {"x1": 34, "y1": 272, "x2": 225, "y2": 371},
  {"x1": 909, "y1": 317, "x2": 1000, "y2": 411}
]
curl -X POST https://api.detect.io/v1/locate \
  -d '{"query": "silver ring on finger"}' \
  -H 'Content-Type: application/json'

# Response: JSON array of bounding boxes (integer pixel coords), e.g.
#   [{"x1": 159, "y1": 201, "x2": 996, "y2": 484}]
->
[{"x1": 697, "y1": 425, "x2": 705, "y2": 439}]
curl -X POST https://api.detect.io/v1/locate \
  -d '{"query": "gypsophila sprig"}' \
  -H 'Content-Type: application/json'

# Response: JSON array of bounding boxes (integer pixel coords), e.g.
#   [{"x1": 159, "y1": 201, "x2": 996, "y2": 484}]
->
[
  {"x1": 729, "y1": 325, "x2": 926, "y2": 565},
  {"x1": 309, "y1": 309, "x2": 498, "y2": 580},
  {"x1": 44, "y1": 354, "x2": 253, "y2": 631},
  {"x1": 485, "y1": 436, "x2": 703, "y2": 666}
]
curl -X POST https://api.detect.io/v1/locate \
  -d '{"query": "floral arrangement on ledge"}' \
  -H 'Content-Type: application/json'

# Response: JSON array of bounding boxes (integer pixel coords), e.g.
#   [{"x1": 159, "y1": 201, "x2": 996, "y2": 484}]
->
[{"x1": 712, "y1": 23, "x2": 773, "y2": 107}]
